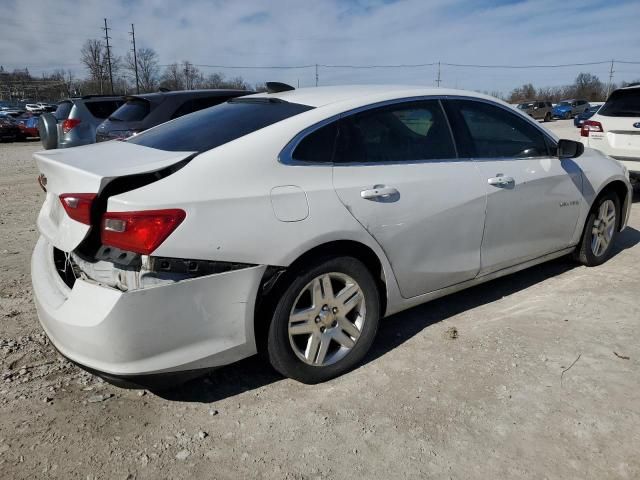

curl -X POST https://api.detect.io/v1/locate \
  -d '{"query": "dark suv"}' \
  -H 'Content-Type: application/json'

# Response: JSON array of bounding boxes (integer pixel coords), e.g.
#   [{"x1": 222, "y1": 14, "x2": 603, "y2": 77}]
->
[
  {"x1": 38, "y1": 95, "x2": 124, "y2": 149},
  {"x1": 95, "y1": 89, "x2": 252, "y2": 142}
]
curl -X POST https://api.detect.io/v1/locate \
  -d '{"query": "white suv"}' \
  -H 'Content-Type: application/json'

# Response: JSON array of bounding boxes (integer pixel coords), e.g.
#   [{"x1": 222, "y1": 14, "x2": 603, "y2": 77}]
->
[{"x1": 581, "y1": 84, "x2": 640, "y2": 181}]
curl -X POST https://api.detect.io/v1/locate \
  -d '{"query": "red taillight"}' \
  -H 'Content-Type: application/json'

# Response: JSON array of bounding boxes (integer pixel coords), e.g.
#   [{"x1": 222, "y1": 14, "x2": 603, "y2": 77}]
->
[
  {"x1": 59, "y1": 193, "x2": 96, "y2": 225},
  {"x1": 101, "y1": 209, "x2": 186, "y2": 255},
  {"x1": 62, "y1": 118, "x2": 81, "y2": 134},
  {"x1": 581, "y1": 120, "x2": 603, "y2": 137}
]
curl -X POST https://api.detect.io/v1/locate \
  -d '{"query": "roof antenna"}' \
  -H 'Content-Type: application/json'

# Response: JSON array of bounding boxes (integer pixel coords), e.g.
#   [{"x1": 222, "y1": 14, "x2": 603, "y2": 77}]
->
[{"x1": 266, "y1": 82, "x2": 295, "y2": 93}]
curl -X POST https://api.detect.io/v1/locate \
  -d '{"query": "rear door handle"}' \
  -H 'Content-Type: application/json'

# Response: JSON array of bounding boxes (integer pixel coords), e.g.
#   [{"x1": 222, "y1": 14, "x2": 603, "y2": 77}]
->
[
  {"x1": 360, "y1": 185, "x2": 399, "y2": 200},
  {"x1": 487, "y1": 176, "x2": 515, "y2": 187}
]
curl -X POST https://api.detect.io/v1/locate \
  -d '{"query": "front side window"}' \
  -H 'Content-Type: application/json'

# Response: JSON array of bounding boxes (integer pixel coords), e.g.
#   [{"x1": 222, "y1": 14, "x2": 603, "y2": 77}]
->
[
  {"x1": 445, "y1": 99, "x2": 549, "y2": 159},
  {"x1": 335, "y1": 100, "x2": 456, "y2": 163}
]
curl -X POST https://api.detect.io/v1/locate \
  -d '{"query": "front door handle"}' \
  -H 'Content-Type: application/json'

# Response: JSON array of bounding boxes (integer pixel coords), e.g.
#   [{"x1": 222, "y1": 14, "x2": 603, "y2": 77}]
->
[
  {"x1": 487, "y1": 176, "x2": 515, "y2": 187},
  {"x1": 360, "y1": 185, "x2": 399, "y2": 200}
]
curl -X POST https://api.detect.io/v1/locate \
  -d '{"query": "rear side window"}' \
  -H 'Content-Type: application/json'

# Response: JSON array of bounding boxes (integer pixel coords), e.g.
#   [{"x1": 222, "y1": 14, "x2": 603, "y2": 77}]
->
[
  {"x1": 599, "y1": 89, "x2": 640, "y2": 117},
  {"x1": 292, "y1": 122, "x2": 338, "y2": 163},
  {"x1": 110, "y1": 99, "x2": 151, "y2": 121},
  {"x1": 445, "y1": 99, "x2": 549, "y2": 158},
  {"x1": 54, "y1": 101, "x2": 72, "y2": 121},
  {"x1": 85, "y1": 100, "x2": 123, "y2": 119},
  {"x1": 128, "y1": 98, "x2": 314, "y2": 153},
  {"x1": 335, "y1": 100, "x2": 456, "y2": 163}
]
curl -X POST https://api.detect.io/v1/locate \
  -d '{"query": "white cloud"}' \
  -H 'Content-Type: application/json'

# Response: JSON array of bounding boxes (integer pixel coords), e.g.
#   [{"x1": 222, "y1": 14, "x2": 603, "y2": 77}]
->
[{"x1": 1, "y1": 0, "x2": 638, "y2": 93}]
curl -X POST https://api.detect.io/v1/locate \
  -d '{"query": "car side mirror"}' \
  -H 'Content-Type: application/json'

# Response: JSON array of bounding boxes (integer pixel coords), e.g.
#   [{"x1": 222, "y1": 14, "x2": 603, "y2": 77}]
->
[{"x1": 557, "y1": 139, "x2": 584, "y2": 159}]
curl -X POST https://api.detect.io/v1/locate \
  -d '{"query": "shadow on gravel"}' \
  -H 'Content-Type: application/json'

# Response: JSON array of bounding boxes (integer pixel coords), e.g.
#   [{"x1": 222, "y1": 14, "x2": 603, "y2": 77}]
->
[{"x1": 155, "y1": 226, "x2": 640, "y2": 403}]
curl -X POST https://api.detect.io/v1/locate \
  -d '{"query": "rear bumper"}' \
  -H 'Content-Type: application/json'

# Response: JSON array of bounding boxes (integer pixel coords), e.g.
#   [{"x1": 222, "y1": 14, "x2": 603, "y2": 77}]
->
[{"x1": 31, "y1": 236, "x2": 265, "y2": 377}]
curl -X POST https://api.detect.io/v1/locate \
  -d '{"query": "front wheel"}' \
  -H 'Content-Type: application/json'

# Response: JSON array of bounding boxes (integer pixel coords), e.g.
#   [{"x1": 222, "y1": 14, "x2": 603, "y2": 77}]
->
[
  {"x1": 574, "y1": 191, "x2": 620, "y2": 266},
  {"x1": 544, "y1": 112, "x2": 551, "y2": 122},
  {"x1": 267, "y1": 256, "x2": 380, "y2": 384}
]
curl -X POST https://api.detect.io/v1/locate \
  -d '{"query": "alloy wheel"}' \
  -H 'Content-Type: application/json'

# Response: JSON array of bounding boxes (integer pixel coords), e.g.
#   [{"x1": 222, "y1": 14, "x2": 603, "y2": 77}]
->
[
  {"x1": 591, "y1": 199, "x2": 616, "y2": 257},
  {"x1": 287, "y1": 272, "x2": 366, "y2": 367}
]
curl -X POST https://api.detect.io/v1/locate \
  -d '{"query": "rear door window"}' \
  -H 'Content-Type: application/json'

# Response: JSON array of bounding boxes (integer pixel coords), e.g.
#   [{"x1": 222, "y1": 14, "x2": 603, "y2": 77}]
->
[
  {"x1": 335, "y1": 100, "x2": 456, "y2": 163},
  {"x1": 445, "y1": 99, "x2": 549, "y2": 158},
  {"x1": 54, "y1": 101, "x2": 73, "y2": 121},
  {"x1": 128, "y1": 98, "x2": 313, "y2": 153},
  {"x1": 599, "y1": 89, "x2": 640, "y2": 117},
  {"x1": 85, "y1": 100, "x2": 123, "y2": 119},
  {"x1": 292, "y1": 122, "x2": 338, "y2": 163},
  {"x1": 110, "y1": 99, "x2": 151, "y2": 121}
]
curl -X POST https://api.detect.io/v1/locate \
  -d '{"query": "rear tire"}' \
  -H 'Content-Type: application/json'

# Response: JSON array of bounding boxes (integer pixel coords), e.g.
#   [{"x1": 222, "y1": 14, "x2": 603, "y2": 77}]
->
[
  {"x1": 544, "y1": 112, "x2": 551, "y2": 122},
  {"x1": 574, "y1": 191, "x2": 620, "y2": 266},
  {"x1": 267, "y1": 256, "x2": 380, "y2": 384}
]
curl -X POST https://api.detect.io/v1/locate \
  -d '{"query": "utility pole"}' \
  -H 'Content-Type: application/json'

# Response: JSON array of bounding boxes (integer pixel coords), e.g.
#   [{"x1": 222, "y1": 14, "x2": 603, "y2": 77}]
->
[
  {"x1": 606, "y1": 59, "x2": 615, "y2": 99},
  {"x1": 129, "y1": 23, "x2": 140, "y2": 94},
  {"x1": 435, "y1": 61, "x2": 441, "y2": 87},
  {"x1": 103, "y1": 18, "x2": 114, "y2": 94},
  {"x1": 315, "y1": 64, "x2": 319, "y2": 87}
]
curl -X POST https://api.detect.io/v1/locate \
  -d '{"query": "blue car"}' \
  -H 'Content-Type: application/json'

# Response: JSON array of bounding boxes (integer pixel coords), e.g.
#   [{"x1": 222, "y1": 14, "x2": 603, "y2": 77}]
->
[
  {"x1": 573, "y1": 105, "x2": 602, "y2": 127},
  {"x1": 552, "y1": 99, "x2": 590, "y2": 119}
]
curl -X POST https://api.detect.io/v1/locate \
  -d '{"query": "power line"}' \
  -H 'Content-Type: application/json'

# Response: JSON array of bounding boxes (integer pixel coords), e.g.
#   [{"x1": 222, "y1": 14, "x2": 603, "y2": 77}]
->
[{"x1": 441, "y1": 61, "x2": 612, "y2": 69}]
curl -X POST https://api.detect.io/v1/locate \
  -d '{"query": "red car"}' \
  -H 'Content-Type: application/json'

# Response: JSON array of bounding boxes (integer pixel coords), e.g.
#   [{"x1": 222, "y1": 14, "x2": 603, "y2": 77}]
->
[{"x1": 17, "y1": 114, "x2": 40, "y2": 138}]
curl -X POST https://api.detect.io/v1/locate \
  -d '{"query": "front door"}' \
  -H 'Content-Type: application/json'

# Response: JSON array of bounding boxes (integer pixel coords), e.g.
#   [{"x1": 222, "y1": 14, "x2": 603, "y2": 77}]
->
[
  {"x1": 443, "y1": 99, "x2": 582, "y2": 275},
  {"x1": 331, "y1": 99, "x2": 487, "y2": 298}
]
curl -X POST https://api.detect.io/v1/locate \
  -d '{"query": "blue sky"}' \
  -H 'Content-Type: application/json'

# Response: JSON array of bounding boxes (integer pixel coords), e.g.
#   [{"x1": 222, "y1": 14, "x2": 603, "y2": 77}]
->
[{"x1": 1, "y1": 0, "x2": 639, "y2": 94}]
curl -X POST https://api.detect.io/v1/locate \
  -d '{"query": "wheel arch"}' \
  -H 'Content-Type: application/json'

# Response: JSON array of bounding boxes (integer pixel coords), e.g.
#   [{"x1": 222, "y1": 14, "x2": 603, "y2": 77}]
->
[
  {"x1": 253, "y1": 239, "x2": 389, "y2": 353},
  {"x1": 596, "y1": 179, "x2": 630, "y2": 231}
]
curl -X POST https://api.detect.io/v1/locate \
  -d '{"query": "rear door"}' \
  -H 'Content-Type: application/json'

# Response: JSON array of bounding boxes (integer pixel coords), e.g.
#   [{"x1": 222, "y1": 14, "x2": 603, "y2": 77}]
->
[
  {"x1": 444, "y1": 98, "x2": 582, "y2": 274},
  {"x1": 330, "y1": 99, "x2": 487, "y2": 298}
]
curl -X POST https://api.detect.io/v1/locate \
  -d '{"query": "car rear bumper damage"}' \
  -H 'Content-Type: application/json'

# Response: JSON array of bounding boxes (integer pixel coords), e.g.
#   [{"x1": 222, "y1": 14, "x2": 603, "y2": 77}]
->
[{"x1": 31, "y1": 236, "x2": 265, "y2": 380}]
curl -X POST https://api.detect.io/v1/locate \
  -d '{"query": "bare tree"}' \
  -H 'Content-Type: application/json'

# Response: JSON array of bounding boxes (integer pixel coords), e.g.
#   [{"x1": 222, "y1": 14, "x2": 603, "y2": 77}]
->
[
  {"x1": 80, "y1": 39, "x2": 108, "y2": 93},
  {"x1": 160, "y1": 63, "x2": 183, "y2": 90},
  {"x1": 125, "y1": 48, "x2": 159, "y2": 93}
]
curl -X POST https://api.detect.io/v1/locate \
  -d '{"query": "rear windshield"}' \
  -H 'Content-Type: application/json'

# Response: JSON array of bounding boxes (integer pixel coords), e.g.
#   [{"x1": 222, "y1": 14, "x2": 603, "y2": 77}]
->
[
  {"x1": 84, "y1": 100, "x2": 123, "y2": 119},
  {"x1": 54, "y1": 101, "x2": 72, "y2": 121},
  {"x1": 110, "y1": 99, "x2": 151, "y2": 122},
  {"x1": 598, "y1": 89, "x2": 640, "y2": 117},
  {"x1": 128, "y1": 98, "x2": 314, "y2": 153}
]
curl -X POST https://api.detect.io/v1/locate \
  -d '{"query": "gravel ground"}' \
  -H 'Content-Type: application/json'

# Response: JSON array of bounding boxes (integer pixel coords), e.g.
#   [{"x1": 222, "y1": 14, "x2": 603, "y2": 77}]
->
[{"x1": 1, "y1": 121, "x2": 639, "y2": 479}]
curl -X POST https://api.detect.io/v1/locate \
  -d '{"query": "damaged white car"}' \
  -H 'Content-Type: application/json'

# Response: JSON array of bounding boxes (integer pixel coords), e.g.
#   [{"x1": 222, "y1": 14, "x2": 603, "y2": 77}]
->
[{"x1": 31, "y1": 86, "x2": 632, "y2": 385}]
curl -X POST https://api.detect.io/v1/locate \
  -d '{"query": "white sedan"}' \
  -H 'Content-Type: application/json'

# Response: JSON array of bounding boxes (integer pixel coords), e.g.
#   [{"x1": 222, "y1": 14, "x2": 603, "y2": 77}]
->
[{"x1": 31, "y1": 86, "x2": 633, "y2": 385}]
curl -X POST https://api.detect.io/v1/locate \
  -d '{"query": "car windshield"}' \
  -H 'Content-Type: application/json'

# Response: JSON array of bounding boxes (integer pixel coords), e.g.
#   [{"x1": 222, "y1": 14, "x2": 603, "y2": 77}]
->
[
  {"x1": 598, "y1": 89, "x2": 640, "y2": 117},
  {"x1": 128, "y1": 98, "x2": 314, "y2": 153},
  {"x1": 518, "y1": 103, "x2": 534, "y2": 109},
  {"x1": 109, "y1": 99, "x2": 151, "y2": 122}
]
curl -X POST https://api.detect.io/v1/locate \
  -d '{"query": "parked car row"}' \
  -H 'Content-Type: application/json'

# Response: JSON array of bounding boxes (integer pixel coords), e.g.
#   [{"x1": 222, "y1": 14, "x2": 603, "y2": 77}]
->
[
  {"x1": 38, "y1": 89, "x2": 252, "y2": 150},
  {"x1": 0, "y1": 110, "x2": 42, "y2": 141},
  {"x1": 30, "y1": 84, "x2": 632, "y2": 387}
]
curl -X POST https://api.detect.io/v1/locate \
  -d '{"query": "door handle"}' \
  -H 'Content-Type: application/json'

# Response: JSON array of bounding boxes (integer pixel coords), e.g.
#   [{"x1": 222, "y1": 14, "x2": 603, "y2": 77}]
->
[
  {"x1": 360, "y1": 185, "x2": 399, "y2": 200},
  {"x1": 487, "y1": 176, "x2": 515, "y2": 187}
]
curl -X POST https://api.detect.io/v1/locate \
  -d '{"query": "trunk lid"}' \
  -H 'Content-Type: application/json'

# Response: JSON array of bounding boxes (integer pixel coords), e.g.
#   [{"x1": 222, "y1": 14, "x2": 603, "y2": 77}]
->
[{"x1": 35, "y1": 141, "x2": 195, "y2": 252}]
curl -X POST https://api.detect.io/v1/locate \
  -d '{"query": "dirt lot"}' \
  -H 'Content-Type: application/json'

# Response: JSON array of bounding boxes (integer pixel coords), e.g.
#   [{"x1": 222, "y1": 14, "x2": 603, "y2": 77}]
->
[{"x1": 1, "y1": 121, "x2": 639, "y2": 479}]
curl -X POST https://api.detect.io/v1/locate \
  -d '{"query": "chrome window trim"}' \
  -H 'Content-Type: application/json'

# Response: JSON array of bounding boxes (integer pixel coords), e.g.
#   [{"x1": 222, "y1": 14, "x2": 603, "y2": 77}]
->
[{"x1": 278, "y1": 94, "x2": 558, "y2": 166}]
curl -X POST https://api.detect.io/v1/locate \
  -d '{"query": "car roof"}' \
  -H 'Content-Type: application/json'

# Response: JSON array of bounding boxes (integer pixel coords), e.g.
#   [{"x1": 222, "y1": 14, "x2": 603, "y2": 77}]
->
[{"x1": 248, "y1": 85, "x2": 509, "y2": 108}]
